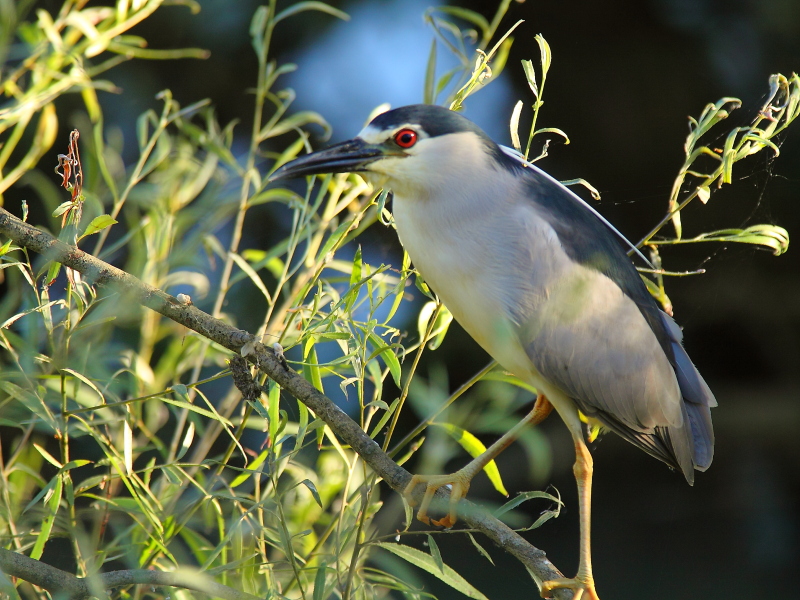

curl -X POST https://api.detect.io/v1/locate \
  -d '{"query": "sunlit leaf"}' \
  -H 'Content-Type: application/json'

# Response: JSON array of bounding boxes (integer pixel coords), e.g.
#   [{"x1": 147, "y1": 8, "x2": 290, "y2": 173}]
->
[{"x1": 435, "y1": 423, "x2": 508, "y2": 497}]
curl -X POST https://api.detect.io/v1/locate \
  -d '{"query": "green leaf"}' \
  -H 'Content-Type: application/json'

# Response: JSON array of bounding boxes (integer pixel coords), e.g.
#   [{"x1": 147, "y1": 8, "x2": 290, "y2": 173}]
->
[
  {"x1": 368, "y1": 398, "x2": 400, "y2": 439},
  {"x1": 535, "y1": 34, "x2": 552, "y2": 78},
  {"x1": 417, "y1": 301, "x2": 453, "y2": 350},
  {"x1": 30, "y1": 474, "x2": 62, "y2": 560},
  {"x1": 300, "y1": 479, "x2": 323, "y2": 508},
  {"x1": 676, "y1": 224, "x2": 790, "y2": 256},
  {"x1": 510, "y1": 100, "x2": 523, "y2": 152},
  {"x1": 261, "y1": 110, "x2": 332, "y2": 141},
  {"x1": 0, "y1": 238, "x2": 14, "y2": 256},
  {"x1": 78, "y1": 214, "x2": 117, "y2": 241},
  {"x1": 304, "y1": 339, "x2": 324, "y2": 392},
  {"x1": 431, "y1": 7, "x2": 490, "y2": 37},
  {"x1": 367, "y1": 333, "x2": 401, "y2": 387},
  {"x1": 52, "y1": 201, "x2": 73, "y2": 218},
  {"x1": 427, "y1": 534, "x2": 444, "y2": 574},
  {"x1": 521, "y1": 59, "x2": 538, "y2": 97},
  {"x1": 44, "y1": 260, "x2": 61, "y2": 287},
  {"x1": 313, "y1": 561, "x2": 328, "y2": 600},
  {"x1": 345, "y1": 246, "x2": 363, "y2": 313},
  {"x1": 376, "y1": 543, "x2": 489, "y2": 599},
  {"x1": 495, "y1": 490, "x2": 563, "y2": 530},
  {"x1": 230, "y1": 449, "x2": 268, "y2": 488},
  {"x1": 424, "y1": 38, "x2": 437, "y2": 105},
  {"x1": 61, "y1": 368, "x2": 105, "y2": 404},
  {"x1": 274, "y1": 2, "x2": 349, "y2": 25},
  {"x1": 268, "y1": 380, "x2": 281, "y2": 448},
  {"x1": 316, "y1": 220, "x2": 352, "y2": 263},
  {"x1": 176, "y1": 421, "x2": 195, "y2": 461},
  {"x1": 466, "y1": 532, "x2": 494, "y2": 565},
  {"x1": 230, "y1": 252, "x2": 272, "y2": 303},
  {"x1": 435, "y1": 423, "x2": 508, "y2": 497}
]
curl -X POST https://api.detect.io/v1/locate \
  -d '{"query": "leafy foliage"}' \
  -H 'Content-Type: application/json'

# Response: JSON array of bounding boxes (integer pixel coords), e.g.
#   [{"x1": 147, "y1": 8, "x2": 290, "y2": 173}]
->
[{"x1": 0, "y1": 1, "x2": 793, "y2": 600}]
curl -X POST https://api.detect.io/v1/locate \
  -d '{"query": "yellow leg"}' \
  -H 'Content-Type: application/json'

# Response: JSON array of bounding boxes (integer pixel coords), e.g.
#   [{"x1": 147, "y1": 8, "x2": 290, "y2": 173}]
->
[
  {"x1": 404, "y1": 394, "x2": 553, "y2": 528},
  {"x1": 541, "y1": 435, "x2": 600, "y2": 600}
]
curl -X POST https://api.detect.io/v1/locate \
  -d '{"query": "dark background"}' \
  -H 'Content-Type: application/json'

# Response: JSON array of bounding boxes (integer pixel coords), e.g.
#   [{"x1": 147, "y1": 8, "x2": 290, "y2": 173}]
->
[{"x1": 10, "y1": 0, "x2": 800, "y2": 598}]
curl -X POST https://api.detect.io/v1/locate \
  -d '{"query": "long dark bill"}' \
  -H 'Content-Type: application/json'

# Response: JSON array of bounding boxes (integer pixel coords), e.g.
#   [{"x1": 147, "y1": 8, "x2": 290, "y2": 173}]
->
[{"x1": 269, "y1": 138, "x2": 386, "y2": 181}]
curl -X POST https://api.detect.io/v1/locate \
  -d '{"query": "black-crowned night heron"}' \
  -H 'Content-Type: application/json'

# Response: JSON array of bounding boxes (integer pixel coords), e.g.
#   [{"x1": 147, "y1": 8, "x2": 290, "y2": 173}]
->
[{"x1": 271, "y1": 104, "x2": 716, "y2": 600}]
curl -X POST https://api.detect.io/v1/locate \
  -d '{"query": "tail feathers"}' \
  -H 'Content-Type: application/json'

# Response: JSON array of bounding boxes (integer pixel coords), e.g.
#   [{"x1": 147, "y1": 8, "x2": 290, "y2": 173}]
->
[{"x1": 660, "y1": 311, "x2": 716, "y2": 475}]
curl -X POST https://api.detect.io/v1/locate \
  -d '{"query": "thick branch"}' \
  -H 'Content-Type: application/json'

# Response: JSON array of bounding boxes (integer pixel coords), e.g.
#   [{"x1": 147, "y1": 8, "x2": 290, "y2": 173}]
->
[
  {"x1": 0, "y1": 206, "x2": 573, "y2": 600},
  {"x1": 0, "y1": 548, "x2": 261, "y2": 600}
]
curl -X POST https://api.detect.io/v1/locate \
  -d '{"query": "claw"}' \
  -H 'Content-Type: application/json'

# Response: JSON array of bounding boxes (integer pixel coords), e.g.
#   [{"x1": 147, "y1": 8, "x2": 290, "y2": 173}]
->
[
  {"x1": 541, "y1": 575, "x2": 599, "y2": 600},
  {"x1": 403, "y1": 473, "x2": 470, "y2": 527}
]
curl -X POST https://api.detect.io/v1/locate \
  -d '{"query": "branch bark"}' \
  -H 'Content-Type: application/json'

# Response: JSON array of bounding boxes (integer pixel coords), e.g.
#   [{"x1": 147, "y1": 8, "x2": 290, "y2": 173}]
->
[
  {"x1": 0, "y1": 206, "x2": 573, "y2": 600},
  {"x1": 0, "y1": 548, "x2": 261, "y2": 600}
]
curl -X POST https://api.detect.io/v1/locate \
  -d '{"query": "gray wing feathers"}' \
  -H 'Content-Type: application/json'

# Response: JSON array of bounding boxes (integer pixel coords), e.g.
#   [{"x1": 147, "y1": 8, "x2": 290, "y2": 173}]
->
[
  {"x1": 521, "y1": 269, "x2": 715, "y2": 481},
  {"x1": 522, "y1": 268, "x2": 683, "y2": 431}
]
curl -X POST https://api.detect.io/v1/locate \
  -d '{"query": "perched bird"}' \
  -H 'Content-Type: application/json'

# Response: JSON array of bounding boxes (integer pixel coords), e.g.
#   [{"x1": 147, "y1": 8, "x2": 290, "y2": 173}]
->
[{"x1": 271, "y1": 104, "x2": 716, "y2": 600}]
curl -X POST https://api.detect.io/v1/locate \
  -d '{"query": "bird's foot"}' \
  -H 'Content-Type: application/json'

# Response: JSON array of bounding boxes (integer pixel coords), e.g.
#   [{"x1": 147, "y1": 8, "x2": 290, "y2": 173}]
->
[
  {"x1": 541, "y1": 574, "x2": 599, "y2": 600},
  {"x1": 403, "y1": 470, "x2": 472, "y2": 528}
]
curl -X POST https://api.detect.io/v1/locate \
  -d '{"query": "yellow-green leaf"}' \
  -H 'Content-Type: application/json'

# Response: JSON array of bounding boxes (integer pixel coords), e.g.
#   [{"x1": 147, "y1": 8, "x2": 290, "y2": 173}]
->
[
  {"x1": 435, "y1": 423, "x2": 508, "y2": 497},
  {"x1": 375, "y1": 543, "x2": 489, "y2": 600},
  {"x1": 79, "y1": 215, "x2": 117, "y2": 241}
]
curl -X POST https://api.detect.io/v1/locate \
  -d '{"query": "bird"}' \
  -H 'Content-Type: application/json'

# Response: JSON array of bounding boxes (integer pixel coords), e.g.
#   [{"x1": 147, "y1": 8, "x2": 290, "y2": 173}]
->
[{"x1": 270, "y1": 104, "x2": 716, "y2": 600}]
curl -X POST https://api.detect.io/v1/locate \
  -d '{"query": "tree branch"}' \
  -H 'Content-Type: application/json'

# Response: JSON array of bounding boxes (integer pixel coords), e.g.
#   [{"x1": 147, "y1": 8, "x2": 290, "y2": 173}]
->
[
  {"x1": 0, "y1": 206, "x2": 573, "y2": 600},
  {"x1": 0, "y1": 548, "x2": 261, "y2": 600}
]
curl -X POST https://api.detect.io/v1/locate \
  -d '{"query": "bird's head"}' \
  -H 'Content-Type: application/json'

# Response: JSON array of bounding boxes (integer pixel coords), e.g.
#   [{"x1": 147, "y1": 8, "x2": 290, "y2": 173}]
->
[{"x1": 270, "y1": 104, "x2": 504, "y2": 198}]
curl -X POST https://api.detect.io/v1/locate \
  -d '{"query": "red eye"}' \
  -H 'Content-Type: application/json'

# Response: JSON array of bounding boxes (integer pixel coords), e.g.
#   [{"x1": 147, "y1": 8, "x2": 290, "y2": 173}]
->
[{"x1": 394, "y1": 128, "x2": 418, "y2": 148}]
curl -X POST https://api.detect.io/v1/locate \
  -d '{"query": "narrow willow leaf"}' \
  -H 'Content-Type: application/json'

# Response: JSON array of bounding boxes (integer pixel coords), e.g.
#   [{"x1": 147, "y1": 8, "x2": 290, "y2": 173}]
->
[
  {"x1": 369, "y1": 397, "x2": 400, "y2": 439},
  {"x1": 675, "y1": 225, "x2": 790, "y2": 256},
  {"x1": 424, "y1": 38, "x2": 437, "y2": 105},
  {"x1": 300, "y1": 479, "x2": 323, "y2": 508},
  {"x1": 52, "y1": 201, "x2": 73, "y2": 218},
  {"x1": 230, "y1": 252, "x2": 272, "y2": 303},
  {"x1": 427, "y1": 534, "x2": 444, "y2": 574},
  {"x1": 313, "y1": 562, "x2": 328, "y2": 600},
  {"x1": 34, "y1": 443, "x2": 62, "y2": 469},
  {"x1": 510, "y1": 100, "x2": 523, "y2": 152},
  {"x1": 478, "y1": 370, "x2": 538, "y2": 394},
  {"x1": 345, "y1": 246, "x2": 363, "y2": 313},
  {"x1": 261, "y1": 110, "x2": 332, "y2": 141},
  {"x1": 176, "y1": 421, "x2": 195, "y2": 461},
  {"x1": 535, "y1": 34, "x2": 551, "y2": 77},
  {"x1": 124, "y1": 420, "x2": 133, "y2": 475},
  {"x1": 561, "y1": 177, "x2": 599, "y2": 201},
  {"x1": 268, "y1": 380, "x2": 281, "y2": 448},
  {"x1": 495, "y1": 489, "x2": 563, "y2": 518},
  {"x1": 367, "y1": 332, "x2": 401, "y2": 387},
  {"x1": 316, "y1": 220, "x2": 352, "y2": 263},
  {"x1": 61, "y1": 368, "x2": 105, "y2": 404},
  {"x1": 230, "y1": 449, "x2": 268, "y2": 488},
  {"x1": 432, "y1": 6, "x2": 490, "y2": 37},
  {"x1": 521, "y1": 59, "x2": 537, "y2": 97},
  {"x1": 466, "y1": 532, "x2": 494, "y2": 565},
  {"x1": 375, "y1": 543, "x2": 489, "y2": 600},
  {"x1": 30, "y1": 474, "x2": 62, "y2": 560},
  {"x1": 273, "y1": 2, "x2": 349, "y2": 25},
  {"x1": 304, "y1": 341, "x2": 324, "y2": 392},
  {"x1": 79, "y1": 214, "x2": 117, "y2": 240},
  {"x1": 435, "y1": 423, "x2": 508, "y2": 497}
]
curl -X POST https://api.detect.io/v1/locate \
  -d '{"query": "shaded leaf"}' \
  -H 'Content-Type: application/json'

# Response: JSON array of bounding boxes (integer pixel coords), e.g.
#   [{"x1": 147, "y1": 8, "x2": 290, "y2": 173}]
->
[{"x1": 375, "y1": 543, "x2": 489, "y2": 600}]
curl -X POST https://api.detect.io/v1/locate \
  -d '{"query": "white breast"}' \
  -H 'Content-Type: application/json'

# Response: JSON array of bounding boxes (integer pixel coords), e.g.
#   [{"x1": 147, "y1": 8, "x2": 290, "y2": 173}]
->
[{"x1": 390, "y1": 172, "x2": 561, "y2": 379}]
